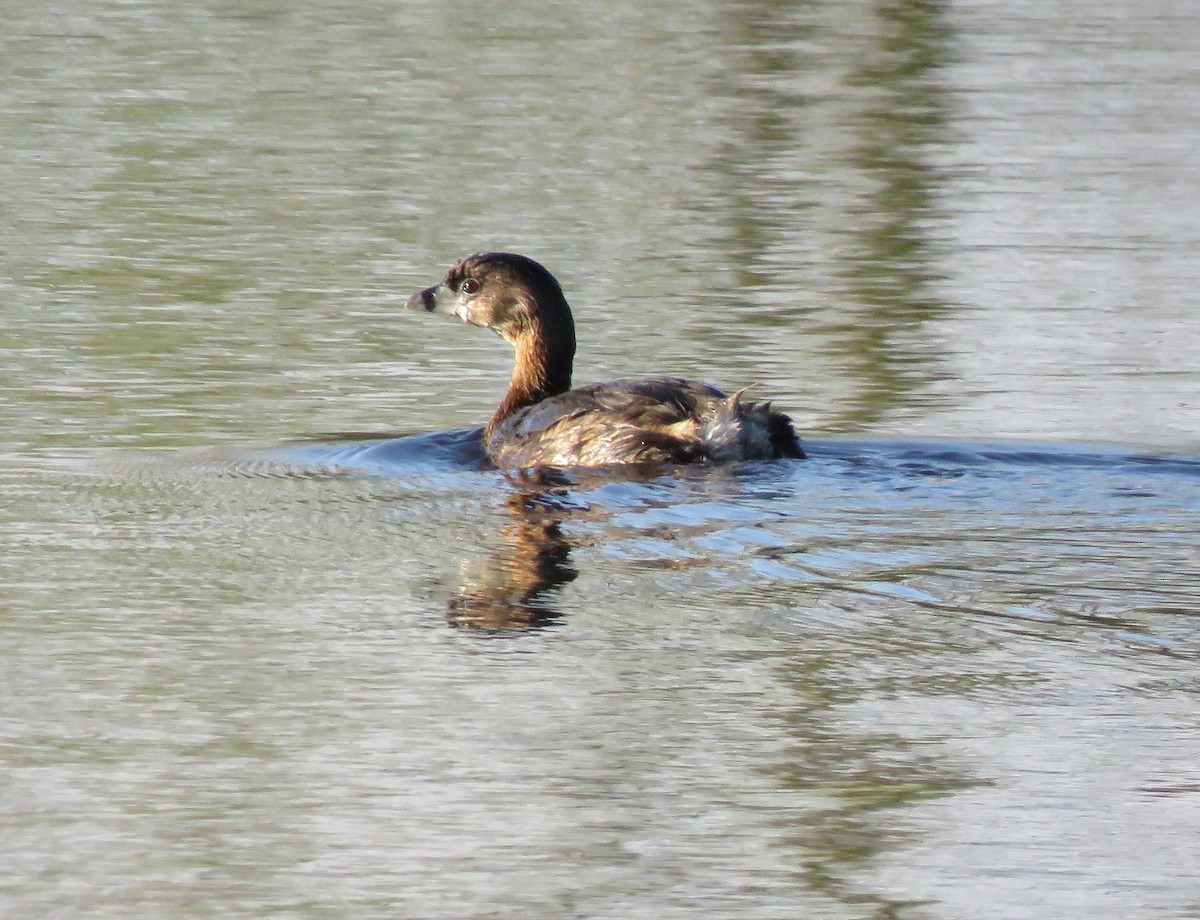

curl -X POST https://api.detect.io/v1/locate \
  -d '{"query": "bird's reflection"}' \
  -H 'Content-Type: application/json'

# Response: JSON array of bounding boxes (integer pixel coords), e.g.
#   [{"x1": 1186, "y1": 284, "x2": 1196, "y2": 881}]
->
[{"x1": 446, "y1": 471, "x2": 582, "y2": 630}]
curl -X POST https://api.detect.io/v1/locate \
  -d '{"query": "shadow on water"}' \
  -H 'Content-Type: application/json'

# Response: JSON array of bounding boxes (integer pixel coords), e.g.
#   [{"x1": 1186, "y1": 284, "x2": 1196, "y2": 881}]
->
[
  {"x1": 255, "y1": 427, "x2": 1199, "y2": 910},
  {"x1": 266, "y1": 428, "x2": 1200, "y2": 495},
  {"x1": 254, "y1": 428, "x2": 1200, "y2": 644},
  {"x1": 38, "y1": 424, "x2": 1200, "y2": 918},
  {"x1": 260, "y1": 431, "x2": 763, "y2": 632},
  {"x1": 445, "y1": 485, "x2": 579, "y2": 630},
  {"x1": 259, "y1": 430, "x2": 583, "y2": 629}
]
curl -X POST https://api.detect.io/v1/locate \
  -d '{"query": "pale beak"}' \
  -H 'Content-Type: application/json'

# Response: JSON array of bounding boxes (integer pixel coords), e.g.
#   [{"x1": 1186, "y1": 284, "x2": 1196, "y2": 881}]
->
[{"x1": 404, "y1": 283, "x2": 467, "y2": 321}]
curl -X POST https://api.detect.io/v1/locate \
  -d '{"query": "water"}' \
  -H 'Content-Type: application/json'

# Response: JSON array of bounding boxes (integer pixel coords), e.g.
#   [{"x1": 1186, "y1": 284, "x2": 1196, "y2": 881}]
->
[{"x1": 2, "y1": 1, "x2": 1199, "y2": 918}]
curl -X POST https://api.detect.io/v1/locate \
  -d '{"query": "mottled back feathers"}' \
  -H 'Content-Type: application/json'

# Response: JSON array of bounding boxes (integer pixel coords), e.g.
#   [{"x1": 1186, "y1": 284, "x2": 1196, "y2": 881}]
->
[{"x1": 487, "y1": 376, "x2": 802, "y2": 468}]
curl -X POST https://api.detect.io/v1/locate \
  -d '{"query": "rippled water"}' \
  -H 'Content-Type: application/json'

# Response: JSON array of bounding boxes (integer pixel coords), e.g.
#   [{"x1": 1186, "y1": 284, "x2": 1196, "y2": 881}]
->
[{"x1": 3, "y1": 1, "x2": 1199, "y2": 918}]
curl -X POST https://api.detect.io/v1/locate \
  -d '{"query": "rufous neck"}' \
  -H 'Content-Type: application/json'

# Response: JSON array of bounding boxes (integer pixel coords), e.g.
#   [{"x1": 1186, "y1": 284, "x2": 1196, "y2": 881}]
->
[{"x1": 486, "y1": 326, "x2": 574, "y2": 436}]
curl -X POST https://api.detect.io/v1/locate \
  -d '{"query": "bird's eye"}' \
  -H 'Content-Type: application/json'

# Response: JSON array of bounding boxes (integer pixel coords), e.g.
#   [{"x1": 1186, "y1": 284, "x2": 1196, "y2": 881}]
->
[{"x1": 460, "y1": 278, "x2": 481, "y2": 295}]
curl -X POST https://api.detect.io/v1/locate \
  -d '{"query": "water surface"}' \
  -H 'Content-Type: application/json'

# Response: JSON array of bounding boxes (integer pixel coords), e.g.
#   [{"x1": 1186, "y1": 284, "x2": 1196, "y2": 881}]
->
[{"x1": 2, "y1": 1, "x2": 1199, "y2": 918}]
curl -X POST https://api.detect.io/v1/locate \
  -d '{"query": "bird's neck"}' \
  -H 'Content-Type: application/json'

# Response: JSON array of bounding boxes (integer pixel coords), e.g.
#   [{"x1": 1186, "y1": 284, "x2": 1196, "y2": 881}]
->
[{"x1": 486, "y1": 319, "x2": 574, "y2": 438}]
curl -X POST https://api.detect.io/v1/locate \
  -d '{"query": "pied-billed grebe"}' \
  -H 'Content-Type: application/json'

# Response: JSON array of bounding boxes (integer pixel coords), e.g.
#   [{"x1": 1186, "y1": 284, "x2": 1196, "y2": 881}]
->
[{"x1": 404, "y1": 252, "x2": 804, "y2": 468}]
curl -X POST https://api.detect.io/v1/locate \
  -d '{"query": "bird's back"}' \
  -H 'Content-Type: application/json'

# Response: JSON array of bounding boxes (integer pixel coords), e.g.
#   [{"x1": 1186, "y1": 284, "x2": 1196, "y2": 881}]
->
[{"x1": 485, "y1": 376, "x2": 803, "y2": 468}]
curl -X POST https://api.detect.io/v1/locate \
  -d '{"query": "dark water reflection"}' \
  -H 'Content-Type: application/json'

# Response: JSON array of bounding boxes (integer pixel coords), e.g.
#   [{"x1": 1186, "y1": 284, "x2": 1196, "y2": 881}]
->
[
  {"x1": 4, "y1": 0, "x2": 1200, "y2": 917},
  {"x1": 447, "y1": 487, "x2": 578, "y2": 630},
  {"x1": 6, "y1": 433, "x2": 1195, "y2": 918},
  {"x1": 714, "y1": 0, "x2": 954, "y2": 430}
]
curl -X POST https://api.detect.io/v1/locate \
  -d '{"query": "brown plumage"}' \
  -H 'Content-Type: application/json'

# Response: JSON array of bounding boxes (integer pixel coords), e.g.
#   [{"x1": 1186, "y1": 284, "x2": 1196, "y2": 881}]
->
[{"x1": 404, "y1": 252, "x2": 804, "y2": 468}]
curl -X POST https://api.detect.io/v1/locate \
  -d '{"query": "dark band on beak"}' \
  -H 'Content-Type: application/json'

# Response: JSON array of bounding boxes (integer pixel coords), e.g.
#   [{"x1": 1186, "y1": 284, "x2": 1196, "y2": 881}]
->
[{"x1": 405, "y1": 286, "x2": 439, "y2": 312}]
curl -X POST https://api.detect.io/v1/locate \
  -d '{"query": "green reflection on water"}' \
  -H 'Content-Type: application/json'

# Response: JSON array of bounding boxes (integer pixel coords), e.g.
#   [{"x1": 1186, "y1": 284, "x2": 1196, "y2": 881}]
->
[
  {"x1": 710, "y1": 0, "x2": 955, "y2": 431},
  {"x1": 835, "y1": 0, "x2": 955, "y2": 429}
]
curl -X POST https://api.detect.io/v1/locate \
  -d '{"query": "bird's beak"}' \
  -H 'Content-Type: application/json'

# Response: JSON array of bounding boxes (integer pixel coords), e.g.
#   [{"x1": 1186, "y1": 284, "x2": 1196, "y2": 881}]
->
[
  {"x1": 404, "y1": 284, "x2": 439, "y2": 312},
  {"x1": 404, "y1": 283, "x2": 467, "y2": 321}
]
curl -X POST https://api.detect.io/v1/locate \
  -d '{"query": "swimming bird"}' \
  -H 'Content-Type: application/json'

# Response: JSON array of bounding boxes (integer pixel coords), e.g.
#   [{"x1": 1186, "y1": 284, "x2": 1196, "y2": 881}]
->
[{"x1": 404, "y1": 252, "x2": 803, "y2": 468}]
